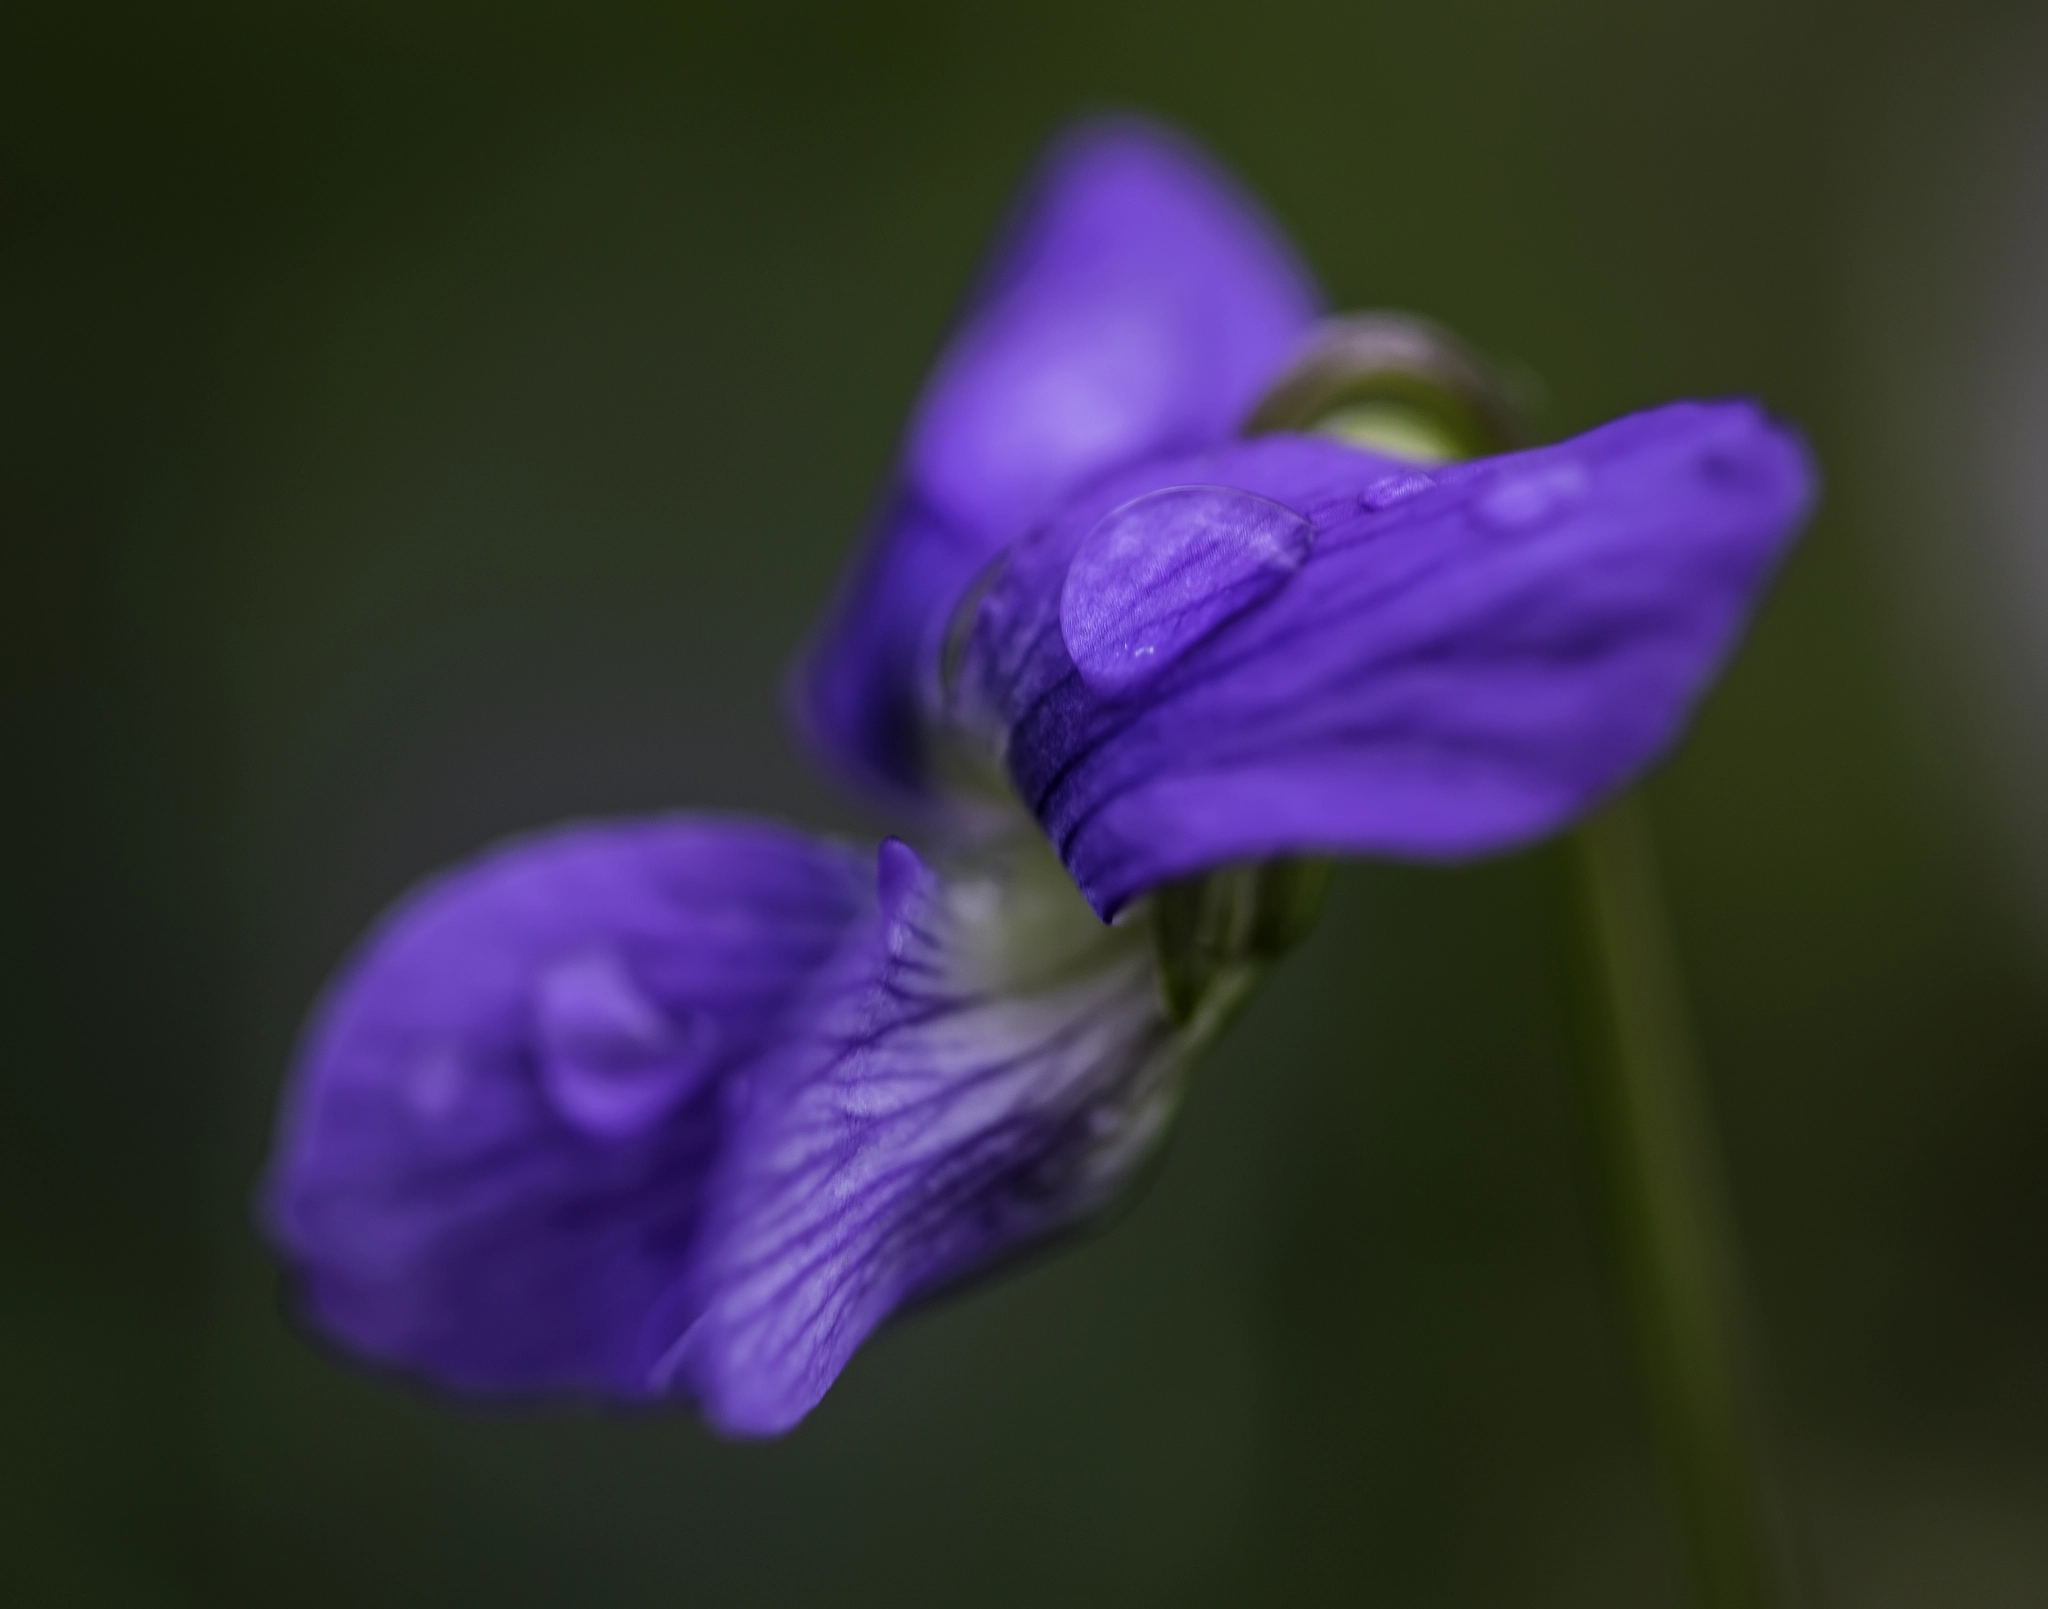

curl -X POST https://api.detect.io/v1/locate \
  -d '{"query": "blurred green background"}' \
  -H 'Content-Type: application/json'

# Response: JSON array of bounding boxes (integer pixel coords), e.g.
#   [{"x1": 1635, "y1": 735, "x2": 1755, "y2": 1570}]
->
[{"x1": 5, "y1": 1, "x2": 2045, "y2": 1604}]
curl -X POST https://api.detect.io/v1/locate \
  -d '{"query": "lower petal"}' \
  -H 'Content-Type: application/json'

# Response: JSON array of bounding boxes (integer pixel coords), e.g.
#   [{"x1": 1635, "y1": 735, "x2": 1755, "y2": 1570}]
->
[
  {"x1": 262, "y1": 816, "x2": 871, "y2": 1398},
  {"x1": 672, "y1": 834, "x2": 1224, "y2": 1437}
]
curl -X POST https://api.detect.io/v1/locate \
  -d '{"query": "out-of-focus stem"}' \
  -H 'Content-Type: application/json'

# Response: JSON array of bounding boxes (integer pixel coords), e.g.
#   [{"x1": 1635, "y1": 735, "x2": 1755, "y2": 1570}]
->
[
  {"x1": 1577, "y1": 797, "x2": 1800, "y2": 1609},
  {"x1": 1250, "y1": 323, "x2": 1799, "y2": 1600}
]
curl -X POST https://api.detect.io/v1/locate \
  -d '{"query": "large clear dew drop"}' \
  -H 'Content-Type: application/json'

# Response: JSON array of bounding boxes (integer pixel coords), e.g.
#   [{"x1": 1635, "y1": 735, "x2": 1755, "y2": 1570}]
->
[{"x1": 1059, "y1": 485, "x2": 1316, "y2": 696}]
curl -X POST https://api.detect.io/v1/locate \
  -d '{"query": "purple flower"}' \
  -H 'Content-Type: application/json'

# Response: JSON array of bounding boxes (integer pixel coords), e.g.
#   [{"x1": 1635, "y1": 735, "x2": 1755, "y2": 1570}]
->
[{"x1": 263, "y1": 117, "x2": 1816, "y2": 1437}]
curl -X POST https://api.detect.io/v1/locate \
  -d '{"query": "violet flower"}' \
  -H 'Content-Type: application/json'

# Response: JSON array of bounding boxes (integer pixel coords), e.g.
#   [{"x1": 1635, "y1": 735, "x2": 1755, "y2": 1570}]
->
[{"x1": 263, "y1": 117, "x2": 1815, "y2": 1437}]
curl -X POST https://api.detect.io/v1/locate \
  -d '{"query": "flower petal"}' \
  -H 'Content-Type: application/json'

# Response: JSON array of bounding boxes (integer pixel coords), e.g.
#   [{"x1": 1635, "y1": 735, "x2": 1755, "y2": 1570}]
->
[
  {"x1": 792, "y1": 116, "x2": 1322, "y2": 802},
  {"x1": 950, "y1": 401, "x2": 1817, "y2": 917},
  {"x1": 262, "y1": 817, "x2": 872, "y2": 1398},
  {"x1": 672, "y1": 835, "x2": 1197, "y2": 1437}
]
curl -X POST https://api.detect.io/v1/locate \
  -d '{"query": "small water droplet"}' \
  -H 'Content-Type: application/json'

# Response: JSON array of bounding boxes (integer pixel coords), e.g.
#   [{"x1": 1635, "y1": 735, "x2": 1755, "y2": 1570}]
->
[
  {"x1": 1474, "y1": 459, "x2": 1589, "y2": 531},
  {"x1": 534, "y1": 950, "x2": 713, "y2": 1139},
  {"x1": 1358, "y1": 470, "x2": 1436, "y2": 511},
  {"x1": 1060, "y1": 485, "x2": 1315, "y2": 696}
]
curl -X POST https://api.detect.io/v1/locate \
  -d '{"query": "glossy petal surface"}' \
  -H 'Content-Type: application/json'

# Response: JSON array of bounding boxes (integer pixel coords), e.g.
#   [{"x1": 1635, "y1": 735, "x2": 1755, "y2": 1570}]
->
[
  {"x1": 952, "y1": 401, "x2": 1816, "y2": 916},
  {"x1": 263, "y1": 818, "x2": 871, "y2": 1397},
  {"x1": 793, "y1": 117, "x2": 1320, "y2": 801},
  {"x1": 674, "y1": 837, "x2": 1190, "y2": 1436}
]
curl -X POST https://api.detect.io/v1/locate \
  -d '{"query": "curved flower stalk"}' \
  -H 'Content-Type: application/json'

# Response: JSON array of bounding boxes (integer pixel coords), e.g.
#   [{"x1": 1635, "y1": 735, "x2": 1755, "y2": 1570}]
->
[{"x1": 263, "y1": 116, "x2": 1816, "y2": 1437}]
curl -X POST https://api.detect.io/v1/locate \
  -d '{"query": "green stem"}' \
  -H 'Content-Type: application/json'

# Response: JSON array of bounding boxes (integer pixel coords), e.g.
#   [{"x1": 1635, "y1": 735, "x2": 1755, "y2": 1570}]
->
[{"x1": 1577, "y1": 798, "x2": 1800, "y2": 1609}]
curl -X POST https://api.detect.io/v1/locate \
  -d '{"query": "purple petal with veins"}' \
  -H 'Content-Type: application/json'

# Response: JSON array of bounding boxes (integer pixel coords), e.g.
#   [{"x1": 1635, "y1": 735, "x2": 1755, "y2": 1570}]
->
[
  {"x1": 263, "y1": 818, "x2": 870, "y2": 1397},
  {"x1": 952, "y1": 401, "x2": 1816, "y2": 917}
]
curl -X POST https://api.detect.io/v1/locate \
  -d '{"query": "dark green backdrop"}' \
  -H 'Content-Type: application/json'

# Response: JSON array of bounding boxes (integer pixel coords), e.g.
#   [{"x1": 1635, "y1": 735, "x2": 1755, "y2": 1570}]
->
[{"x1": 6, "y1": 2, "x2": 2044, "y2": 1604}]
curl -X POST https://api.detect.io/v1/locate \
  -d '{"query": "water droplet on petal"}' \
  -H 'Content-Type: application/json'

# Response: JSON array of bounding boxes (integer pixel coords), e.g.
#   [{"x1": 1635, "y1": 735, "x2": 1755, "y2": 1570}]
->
[
  {"x1": 1060, "y1": 485, "x2": 1316, "y2": 696},
  {"x1": 534, "y1": 950, "x2": 714, "y2": 1140},
  {"x1": 1358, "y1": 470, "x2": 1436, "y2": 511},
  {"x1": 1474, "y1": 459, "x2": 1589, "y2": 531}
]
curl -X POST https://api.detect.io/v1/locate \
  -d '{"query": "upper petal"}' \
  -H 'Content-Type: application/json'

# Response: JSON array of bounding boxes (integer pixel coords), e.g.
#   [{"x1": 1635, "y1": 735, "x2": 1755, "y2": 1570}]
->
[
  {"x1": 949, "y1": 401, "x2": 1817, "y2": 917},
  {"x1": 905, "y1": 118, "x2": 1322, "y2": 542},
  {"x1": 671, "y1": 834, "x2": 1206, "y2": 1437},
  {"x1": 262, "y1": 816, "x2": 871, "y2": 1398},
  {"x1": 792, "y1": 116, "x2": 1322, "y2": 802}
]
